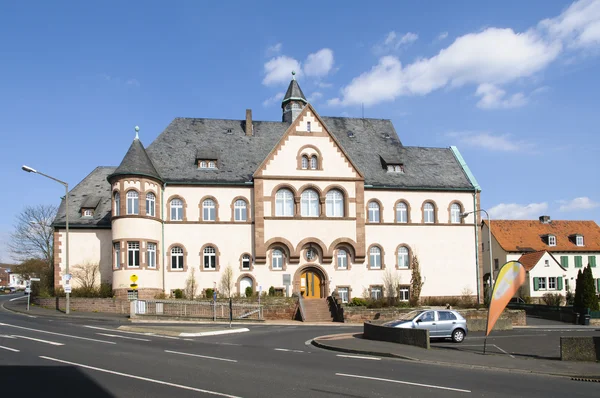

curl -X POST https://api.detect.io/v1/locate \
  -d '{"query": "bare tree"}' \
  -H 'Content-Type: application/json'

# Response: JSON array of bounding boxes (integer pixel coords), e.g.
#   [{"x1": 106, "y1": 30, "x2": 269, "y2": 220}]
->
[
  {"x1": 9, "y1": 204, "x2": 57, "y2": 267},
  {"x1": 184, "y1": 268, "x2": 198, "y2": 300},
  {"x1": 410, "y1": 254, "x2": 425, "y2": 307},
  {"x1": 72, "y1": 262, "x2": 99, "y2": 292},
  {"x1": 382, "y1": 269, "x2": 401, "y2": 306},
  {"x1": 219, "y1": 265, "x2": 235, "y2": 298}
]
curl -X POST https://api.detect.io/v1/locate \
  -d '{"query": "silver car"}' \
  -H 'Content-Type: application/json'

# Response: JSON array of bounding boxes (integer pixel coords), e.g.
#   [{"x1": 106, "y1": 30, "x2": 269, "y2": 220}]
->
[{"x1": 383, "y1": 309, "x2": 468, "y2": 343}]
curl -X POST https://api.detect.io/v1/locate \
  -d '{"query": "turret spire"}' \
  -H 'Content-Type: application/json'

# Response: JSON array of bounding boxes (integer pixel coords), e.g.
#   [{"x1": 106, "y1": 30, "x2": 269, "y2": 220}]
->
[{"x1": 281, "y1": 73, "x2": 307, "y2": 123}]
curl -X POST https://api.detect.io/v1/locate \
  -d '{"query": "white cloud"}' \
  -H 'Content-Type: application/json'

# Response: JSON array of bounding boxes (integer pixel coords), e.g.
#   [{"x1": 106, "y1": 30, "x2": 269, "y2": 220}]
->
[
  {"x1": 446, "y1": 131, "x2": 529, "y2": 152},
  {"x1": 438, "y1": 32, "x2": 449, "y2": 40},
  {"x1": 374, "y1": 31, "x2": 418, "y2": 54},
  {"x1": 489, "y1": 202, "x2": 549, "y2": 219},
  {"x1": 475, "y1": 83, "x2": 527, "y2": 109},
  {"x1": 262, "y1": 92, "x2": 284, "y2": 107},
  {"x1": 262, "y1": 56, "x2": 302, "y2": 86},
  {"x1": 316, "y1": 81, "x2": 333, "y2": 88},
  {"x1": 267, "y1": 43, "x2": 282, "y2": 55},
  {"x1": 308, "y1": 92, "x2": 323, "y2": 103},
  {"x1": 540, "y1": 0, "x2": 600, "y2": 48},
  {"x1": 304, "y1": 49, "x2": 334, "y2": 77},
  {"x1": 558, "y1": 197, "x2": 600, "y2": 212},
  {"x1": 126, "y1": 78, "x2": 140, "y2": 87}
]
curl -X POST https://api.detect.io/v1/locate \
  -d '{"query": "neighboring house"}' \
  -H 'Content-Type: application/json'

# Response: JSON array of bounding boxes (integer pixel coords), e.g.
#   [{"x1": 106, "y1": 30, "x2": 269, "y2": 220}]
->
[
  {"x1": 52, "y1": 77, "x2": 484, "y2": 303},
  {"x1": 0, "y1": 264, "x2": 11, "y2": 286},
  {"x1": 482, "y1": 216, "x2": 600, "y2": 302}
]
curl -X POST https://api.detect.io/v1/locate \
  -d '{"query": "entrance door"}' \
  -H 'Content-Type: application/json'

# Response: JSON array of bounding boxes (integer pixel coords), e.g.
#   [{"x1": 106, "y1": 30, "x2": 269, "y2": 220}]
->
[{"x1": 301, "y1": 270, "x2": 322, "y2": 299}]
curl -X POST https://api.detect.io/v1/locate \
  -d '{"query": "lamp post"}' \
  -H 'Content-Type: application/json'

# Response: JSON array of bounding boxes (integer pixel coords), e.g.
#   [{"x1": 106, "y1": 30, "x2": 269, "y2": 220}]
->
[
  {"x1": 22, "y1": 165, "x2": 70, "y2": 315},
  {"x1": 461, "y1": 209, "x2": 493, "y2": 301}
]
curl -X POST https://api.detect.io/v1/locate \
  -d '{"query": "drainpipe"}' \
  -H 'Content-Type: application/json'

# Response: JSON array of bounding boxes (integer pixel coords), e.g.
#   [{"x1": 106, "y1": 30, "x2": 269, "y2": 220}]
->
[
  {"x1": 473, "y1": 190, "x2": 481, "y2": 305},
  {"x1": 161, "y1": 183, "x2": 166, "y2": 293}
]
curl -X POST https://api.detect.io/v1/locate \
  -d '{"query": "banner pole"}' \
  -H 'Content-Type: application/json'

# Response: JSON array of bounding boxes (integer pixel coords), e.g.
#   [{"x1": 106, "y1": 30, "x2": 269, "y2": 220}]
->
[{"x1": 483, "y1": 337, "x2": 487, "y2": 354}]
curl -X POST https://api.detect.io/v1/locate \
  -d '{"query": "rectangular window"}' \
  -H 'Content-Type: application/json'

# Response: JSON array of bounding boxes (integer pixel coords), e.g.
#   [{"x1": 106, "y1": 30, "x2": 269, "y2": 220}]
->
[
  {"x1": 338, "y1": 287, "x2": 349, "y2": 304},
  {"x1": 242, "y1": 255, "x2": 251, "y2": 270},
  {"x1": 548, "y1": 277, "x2": 556, "y2": 290},
  {"x1": 370, "y1": 286, "x2": 383, "y2": 300},
  {"x1": 538, "y1": 277, "x2": 546, "y2": 290},
  {"x1": 494, "y1": 259, "x2": 499, "y2": 270},
  {"x1": 589, "y1": 256, "x2": 596, "y2": 267},
  {"x1": 147, "y1": 243, "x2": 156, "y2": 269},
  {"x1": 548, "y1": 235, "x2": 556, "y2": 246},
  {"x1": 146, "y1": 195, "x2": 155, "y2": 217},
  {"x1": 114, "y1": 243, "x2": 120, "y2": 269},
  {"x1": 576, "y1": 235, "x2": 584, "y2": 246},
  {"x1": 399, "y1": 286, "x2": 410, "y2": 301},
  {"x1": 575, "y1": 256, "x2": 583, "y2": 268},
  {"x1": 545, "y1": 260, "x2": 550, "y2": 267},
  {"x1": 306, "y1": 121, "x2": 311, "y2": 132},
  {"x1": 560, "y1": 256, "x2": 569, "y2": 268},
  {"x1": 127, "y1": 242, "x2": 140, "y2": 267},
  {"x1": 82, "y1": 209, "x2": 93, "y2": 217}
]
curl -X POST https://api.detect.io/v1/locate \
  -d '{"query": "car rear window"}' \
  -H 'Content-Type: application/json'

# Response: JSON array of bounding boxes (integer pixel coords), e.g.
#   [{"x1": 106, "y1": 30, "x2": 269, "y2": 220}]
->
[{"x1": 438, "y1": 311, "x2": 457, "y2": 321}]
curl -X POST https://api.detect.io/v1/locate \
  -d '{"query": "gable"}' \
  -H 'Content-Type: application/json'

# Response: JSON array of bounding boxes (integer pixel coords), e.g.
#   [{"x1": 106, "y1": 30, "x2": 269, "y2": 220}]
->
[{"x1": 522, "y1": 251, "x2": 565, "y2": 274}]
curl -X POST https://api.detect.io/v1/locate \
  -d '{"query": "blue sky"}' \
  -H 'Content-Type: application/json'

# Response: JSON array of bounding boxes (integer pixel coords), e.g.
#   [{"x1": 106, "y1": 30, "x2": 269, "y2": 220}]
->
[{"x1": 1, "y1": 0, "x2": 599, "y2": 262}]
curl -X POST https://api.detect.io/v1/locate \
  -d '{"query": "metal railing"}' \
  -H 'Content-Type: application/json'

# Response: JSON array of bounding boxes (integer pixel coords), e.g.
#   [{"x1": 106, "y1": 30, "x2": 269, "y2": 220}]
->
[
  {"x1": 295, "y1": 292, "x2": 305, "y2": 321},
  {"x1": 133, "y1": 299, "x2": 263, "y2": 320}
]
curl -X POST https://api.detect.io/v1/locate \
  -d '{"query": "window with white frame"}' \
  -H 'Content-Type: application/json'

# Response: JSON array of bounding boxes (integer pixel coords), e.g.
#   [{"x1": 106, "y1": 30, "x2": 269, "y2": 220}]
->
[
  {"x1": 203, "y1": 199, "x2": 216, "y2": 221},
  {"x1": 337, "y1": 249, "x2": 348, "y2": 269},
  {"x1": 399, "y1": 286, "x2": 410, "y2": 301},
  {"x1": 396, "y1": 202, "x2": 408, "y2": 223},
  {"x1": 301, "y1": 189, "x2": 319, "y2": 217},
  {"x1": 203, "y1": 246, "x2": 216, "y2": 270},
  {"x1": 82, "y1": 209, "x2": 93, "y2": 217},
  {"x1": 147, "y1": 242, "x2": 156, "y2": 268},
  {"x1": 548, "y1": 235, "x2": 556, "y2": 246},
  {"x1": 114, "y1": 243, "x2": 120, "y2": 269},
  {"x1": 146, "y1": 192, "x2": 155, "y2": 217},
  {"x1": 423, "y1": 202, "x2": 435, "y2": 223},
  {"x1": 368, "y1": 202, "x2": 380, "y2": 223},
  {"x1": 272, "y1": 249, "x2": 283, "y2": 270},
  {"x1": 275, "y1": 189, "x2": 294, "y2": 216},
  {"x1": 548, "y1": 277, "x2": 556, "y2": 290},
  {"x1": 538, "y1": 277, "x2": 546, "y2": 290},
  {"x1": 306, "y1": 121, "x2": 311, "y2": 132},
  {"x1": 234, "y1": 199, "x2": 247, "y2": 221},
  {"x1": 310, "y1": 156, "x2": 318, "y2": 170},
  {"x1": 114, "y1": 192, "x2": 120, "y2": 216},
  {"x1": 576, "y1": 235, "x2": 584, "y2": 246},
  {"x1": 545, "y1": 260, "x2": 550, "y2": 267},
  {"x1": 127, "y1": 241, "x2": 140, "y2": 267},
  {"x1": 369, "y1": 246, "x2": 382, "y2": 269},
  {"x1": 450, "y1": 203, "x2": 461, "y2": 224},
  {"x1": 306, "y1": 248, "x2": 317, "y2": 261},
  {"x1": 338, "y1": 287, "x2": 349, "y2": 303},
  {"x1": 242, "y1": 254, "x2": 251, "y2": 270},
  {"x1": 199, "y1": 161, "x2": 207, "y2": 168},
  {"x1": 171, "y1": 247, "x2": 184, "y2": 270},
  {"x1": 126, "y1": 191, "x2": 139, "y2": 215},
  {"x1": 371, "y1": 286, "x2": 383, "y2": 300},
  {"x1": 170, "y1": 198, "x2": 183, "y2": 221},
  {"x1": 326, "y1": 189, "x2": 344, "y2": 217},
  {"x1": 208, "y1": 161, "x2": 216, "y2": 169},
  {"x1": 397, "y1": 246, "x2": 409, "y2": 268},
  {"x1": 301, "y1": 156, "x2": 308, "y2": 169}
]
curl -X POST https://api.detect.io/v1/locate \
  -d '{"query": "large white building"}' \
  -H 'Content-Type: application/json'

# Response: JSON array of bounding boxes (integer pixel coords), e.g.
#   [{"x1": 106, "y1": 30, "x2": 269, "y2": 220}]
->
[{"x1": 52, "y1": 78, "x2": 484, "y2": 302}]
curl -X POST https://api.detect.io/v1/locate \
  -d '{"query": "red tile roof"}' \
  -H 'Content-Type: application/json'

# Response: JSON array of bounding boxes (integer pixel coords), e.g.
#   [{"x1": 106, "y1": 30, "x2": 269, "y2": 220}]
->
[
  {"x1": 486, "y1": 220, "x2": 600, "y2": 252},
  {"x1": 517, "y1": 251, "x2": 547, "y2": 271}
]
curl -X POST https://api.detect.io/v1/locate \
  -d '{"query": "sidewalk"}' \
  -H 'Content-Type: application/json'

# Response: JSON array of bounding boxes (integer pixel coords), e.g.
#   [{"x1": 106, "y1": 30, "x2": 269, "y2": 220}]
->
[{"x1": 312, "y1": 333, "x2": 600, "y2": 379}]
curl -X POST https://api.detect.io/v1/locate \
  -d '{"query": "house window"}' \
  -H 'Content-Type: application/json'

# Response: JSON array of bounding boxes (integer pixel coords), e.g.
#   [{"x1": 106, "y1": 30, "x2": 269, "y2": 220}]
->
[
  {"x1": 326, "y1": 189, "x2": 344, "y2": 217},
  {"x1": 242, "y1": 254, "x2": 251, "y2": 270},
  {"x1": 234, "y1": 199, "x2": 247, "y2": 221},
  {"x1": 450, "y1": 203, "x2": 461, "y2": 224},
  {"x1": 306, "y1": 248, "x2": 317, "y2": 261},
  {"x1": 275, "y1": 189, "x2": 294, "y2": 216},
  {"x1": 127, "y1": 242, "x2": 140, "y2": 267},
  {"x1": 114, "y1": 192, "x2": 120, "y2": 216},
  {"x1": 576, "y1": 235, "x2": 584, "y2": 246},
  {"x1": 338, "y1": 287, "x2": 349, "y2": 303},
  {"x1": 203, "y1": 246, "x2": 216, "y2": 270},
  {"x1": 396, "y1": 202, "x2": 407, "y2": 223},
  {"x1": 171, "y1": 247, "x2": 184, "y2": 270},
  {"x1": 147, "y1": 243, "x2": 156, "y2": 268},
  {"x1": 397, "y1": 246, "x2": 409, "y2": 268},
  {"x1": 301, "y1": 156, "x2": 308, "y2": 169},
  {"x1": 575, "y1": 256, "x2": 583, "y2": 268},
  {"x1": 301, "y1": 189, "x2": 319, "y2": 217},
  {"x1": 272, "y1": 249, "x2": 283, "y2": 270},
  {"x1": 423, "y1": 202, "x2": 435, "y2": 223},
  {"x1": 369, "y1": 246, "x2": 382, "y2": 269},
  {"x1": 560, "y1": 256, "x2": 569, "y2": 268},
  {"x1": 538, "y1": 277, "x2": 546, "y2": 290},
  {"x1": 126, "y1": 191, "x2": 139, "y2": 215},
  {"x1": 203, "y1": 199, "x2": 216, "y2": 221},
  {"x1": 545, "y1": 260, "x2": 550, "y2": 267},
  {"x1": 208, "y1": 161, "x2": 216, "y2": 169},
  {"x1": 548, "y1": 235, "x2": 556, "y2": 246},
  {"x1": 199, "y1": 161, "x2": 207, "y2": 168},
  {"x1": 548, "y1": 277, "x2": 556, "y2": 290},
  {"x1": 114, "y1": 243, "x2": 120, "y2": 269},
  {"x1": 399, "y1": 286, "x2": 410, "y2": 301},
  {"x1": 494, "y1": 259, "x2": 499, "y2": 270},
  {"x1": 170, "y1": 199, "x2": 183, "y2": 221},
  {"x1": 310, "y1": 156, "x2": 318, "y2": 170},
  {"x1": 370, "y1": 286, "x2": 383, "y2": 300},
  {"x1": 306, "y1": 121, "x2": 311, "y2": 132},
  {"x1": 368, "y1": 202, "x2": 380, "y2": 223},
  {"x1": 394, "y1": 165, "x2": 403, "y2": 172},
  {"x1": 82, "y1": 209, "x2": 93, "y2": 217},
  {"x1": 337, "y1": 249, "x2": 348, "y2": 269},
  {"x1": 146, "y1": 192, "x2": 155, "y2": 217}
]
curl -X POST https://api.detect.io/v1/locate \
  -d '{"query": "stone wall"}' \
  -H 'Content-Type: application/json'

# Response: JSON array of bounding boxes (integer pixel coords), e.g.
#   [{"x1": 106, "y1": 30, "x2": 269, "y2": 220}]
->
[
  {"x1": 560, "y1": 337, "x2": 600, "y2": 361},
  {"x1": 35, "y1": 297, "x2": 131, "y2": 314},
  {"x1": 363, "y1": 322, "x2": 430, "y2": 349}
]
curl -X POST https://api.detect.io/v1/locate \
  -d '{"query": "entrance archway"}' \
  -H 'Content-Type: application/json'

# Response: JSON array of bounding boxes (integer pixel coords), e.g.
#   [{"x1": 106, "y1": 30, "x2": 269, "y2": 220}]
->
[{"x1": 294, "y1": 265, "x2": 329, "y2": 299}]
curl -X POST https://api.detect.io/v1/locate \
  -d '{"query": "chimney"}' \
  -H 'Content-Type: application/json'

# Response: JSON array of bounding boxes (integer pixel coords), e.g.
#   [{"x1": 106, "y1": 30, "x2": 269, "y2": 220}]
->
[
  {"x1": 245, "y1": 109, "x2": 253, "y2": 136},
  {"x1": 539, "y1": 215, "x2": 551, "y2": 224}
]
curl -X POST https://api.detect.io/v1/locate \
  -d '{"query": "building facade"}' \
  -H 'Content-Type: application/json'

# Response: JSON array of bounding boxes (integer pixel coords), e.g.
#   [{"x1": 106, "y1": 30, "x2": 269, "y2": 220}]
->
[{"x1": 52, "y1": 78, "x2": 483, "y2": 302}]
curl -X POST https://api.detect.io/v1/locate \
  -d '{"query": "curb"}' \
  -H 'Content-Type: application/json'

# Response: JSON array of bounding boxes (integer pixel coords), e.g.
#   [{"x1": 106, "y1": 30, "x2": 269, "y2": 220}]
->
[{"x1": 1, "y1": 300, "x2": 130, "y2": 323}]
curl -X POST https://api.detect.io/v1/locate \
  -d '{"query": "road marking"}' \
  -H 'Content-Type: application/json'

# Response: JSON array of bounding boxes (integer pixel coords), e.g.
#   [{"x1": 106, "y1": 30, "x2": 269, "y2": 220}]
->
[
  {"x1": 0, "y1": 322, "x2": 115, "y2": 345},
  {"x1": 96, "y1": 333, "x2": 151, "y2": 342},
  {"x1": 468, "y1": 334, "x2": 547, "y2": 339},
  {"x1": 39, "y1": 356, "x2": 241, "y2": 398},
  {"x1": 493, "y1": 344, "x2": 515, "y2": 359},
  {"x1": 165, "y1": 350, "x2": 238, "y2": 363},
  {"x1": 9, "y1": 296, "x2": 28, "y2": 302},
  {"x1": 336, "y1": 373, "x2": 471, "y2": 393},
  {"x1": 179, "y1": 328, "x2": 249, "y2": 337},
  {"x1": 336, "y1": 354, "x2": 381, "y2": 361},
  {"x1": 0, "y1": 334, "x2": 16, "y2": 339},
  {"x1": 13, "y1": 335, "x2": 64, "y2": 346},
  {"x1": 274, "y1": 348, "x2": 304, "y2": 353},
  {"x1": 0, "y1": 345, "x2": 19, "y2": 352},
  {"x1": 218, "y1": 342, "x2": 242, "y2": 346},
  {"x1": 83, "y1": 325, "x2": 180, "y2": 340}
]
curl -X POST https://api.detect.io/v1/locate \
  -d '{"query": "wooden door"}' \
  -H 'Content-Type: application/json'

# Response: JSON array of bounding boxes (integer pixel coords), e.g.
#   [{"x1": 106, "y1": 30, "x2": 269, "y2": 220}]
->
[{"x1": 301, "y1": 271, "x2": 322, "y2": 299}]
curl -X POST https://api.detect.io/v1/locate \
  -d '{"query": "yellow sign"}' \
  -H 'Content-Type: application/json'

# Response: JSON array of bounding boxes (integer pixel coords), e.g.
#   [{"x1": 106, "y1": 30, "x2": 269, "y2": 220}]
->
[
  {"x1": 130, "y1": 274, "x2": 138, "y2": 283},
  {"x1": 486, "y1": 261, "x2": 526, "y2": 336},
  {"x1": 130, "y1": 283, "x2": 138, "y2": 290}
]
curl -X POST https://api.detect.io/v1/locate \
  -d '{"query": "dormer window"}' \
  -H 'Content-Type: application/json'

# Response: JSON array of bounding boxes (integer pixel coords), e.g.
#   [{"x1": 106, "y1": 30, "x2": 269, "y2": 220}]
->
[
  {"x1": 576, "y1": 235, "x2": 584, "y2": 247},
  {"x1": 199, "y1": 161, "x2": 207, "y2": 168},
  {"x1": 198, "y1": 160, "x2": 217, "y2": 169},
  {"x1": 306, "y1": 121, "x2": 311, "y2": 132},
  {"x1": 208, "y1": 161, "x2": 216, "y2": 169},
  {"x1": 548, "y1": 235, "x2": 556, "y2": 246},
  {"x1": 82, "y1": 209, "x2": 93, "y2": 217},
  {"x1": 386, "y1": 164, "x2": 404, "y2": 173}
]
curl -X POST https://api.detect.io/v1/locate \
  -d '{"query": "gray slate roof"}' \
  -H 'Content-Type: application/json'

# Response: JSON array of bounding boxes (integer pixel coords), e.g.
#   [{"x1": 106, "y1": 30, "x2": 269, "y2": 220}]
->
[
  {"x1": 109, "y1": 138, "x2": 162, "y2": 181},
  {"x1": 283, "y1": 79, "x2": 307, "y2": 103}
]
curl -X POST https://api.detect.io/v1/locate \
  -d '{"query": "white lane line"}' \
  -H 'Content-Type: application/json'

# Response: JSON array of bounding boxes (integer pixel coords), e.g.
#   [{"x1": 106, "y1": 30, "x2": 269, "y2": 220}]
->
[
  {"x1": 274, "y1": 348, "x2": 304, "y2": 353},
  {"x1": 0, "y1": 345, "x2": 20, "y2": 352},
  {"x1": 96, "y1": 333, "x2": 151, "y2": 342},
  {"x1": 165, "y1": 350, "x2": 237, "y2": 363},
  {"x1": 336, "y1": 354, "x2": 381, "y2": 361},
  {"x1": 336, "y1": 373, "x2": 471, "y2": 393},
  {"x1": 83, "y1": 325, "x2": 180, "y2": 340},
  {"x1": 39, "y1": 356, "x2": 241, "y2": 398},
  {"x1": 493, "y1": 344, "x2": 515, "y2": 359},
  {"x1": 13, "y1": 335, "x2": 64, "y2": 346},
  {"x1": 0, "y1": 322, "x2": 115, "y2": 345},
  {"x1": 179, "y1": 328, "x2": 249, "y2": 337},
  {"x1": 468, "y1": 334, "x2": 547, "y2": 339},
  {"x1": 9, "y1": 296, "x2": 28, "y2": 302},
  {"x1": 219, "y1": 343, "x2": 242, "y2": 346}
]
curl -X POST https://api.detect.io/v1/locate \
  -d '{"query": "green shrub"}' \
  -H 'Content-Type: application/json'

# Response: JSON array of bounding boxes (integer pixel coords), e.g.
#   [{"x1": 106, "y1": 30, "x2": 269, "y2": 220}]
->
[
  {"x1": 204, "y1": 288, "x2": 214, "y2": 299},
  {"x1": 268, "y1": 286, "x2": 275, "y2": 296},
  {"x1": 99, "y1": 283, "x2": 113, "y2": 298},
  {"x1": 173, "y1": 289, "x2": 183, "y2": 299},
  {"x1": 367, "y1": 298, "x2": 386, "y2": 309},
  {"x1": 245, "y1": 286, "x2": 253, "y2": 298},
  {"x1": 422, "y1": 296, "x2": 460, "y2": 307},
  {"x1": 348, "y1": 297, "x2": 368, "y2": 307}
]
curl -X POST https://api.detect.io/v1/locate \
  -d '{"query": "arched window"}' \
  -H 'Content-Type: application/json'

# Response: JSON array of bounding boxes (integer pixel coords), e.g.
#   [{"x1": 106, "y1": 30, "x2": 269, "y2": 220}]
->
[
  {"x1": 275, "y1": 189, "x2": 294, "y2": 216},
  {"x1": 301, "y1": 189, "x2": 319, "y2": 217},
  {"x1": 423, "y1": 202, "x2": 435, "y2": 224},
  {"x1": 203, "y1": 199, "x2": 216, "y2": 221},
  {"x1": 208, "y1": 161, "x2": 216, "y2": 169},
  {"x1": 310, "y1": 156, "x2": 318, "y2": 170},
  {"x1": 170, "y1": 198, "x2": 183, "y2": 221},
  {"x1": 450, "y1": 203, "x2": 461, "y2": 224},
  {"x1": 369, "y1": 246, "x2": 382, "y2": 269},
  {"x1": 396, "y1": 202, "x2": 408, "y2": 223},
  {"x1": 203, "y1": 246, "x2": 216, "y2": 270},
  {"x1": 292, "y1": 103, "x2": 301, "y2": 109},
  {"x1": 272, "y1": 249, "x2": 283, "y2": 270},
  {"x1": 234, "y1": 199, "x2": 247, "y2": 221},
  {"x1": 114, "y1": 192, "x2": 120, "y2": 216},
  {"x1": 126, "y1": 191, "x2": 139, "y2": 215},
  {"x1": 368, "y1": 202, "x2": 380, "y2": 223},
  {"x1": 240, "y1": 277, "x2": 253, "y2": 295},
  {"x1": 301, "y1": 156, "x2": 309, "y2": 170},
  {"x1": 241, "y1": 254, "x2": 251, "y2": 270},
  {"x1": 146, "y1": 192, "x2": 155, "y2": 217},
  {"x1": 326, "y1": 189, "x2": 344, "y2": 217},
  {"x1": 200, "y1": 161, "x2": 207, "y2": 168},
  {"x1": 398, "y1": 246, "x2": 409, "y2": 268},
  {"x1": 171, "y1": 247, "x2": 184, "y2": 270},
  {"x1": 337, "y1": 249, "x2": 348, "y2": 269}
]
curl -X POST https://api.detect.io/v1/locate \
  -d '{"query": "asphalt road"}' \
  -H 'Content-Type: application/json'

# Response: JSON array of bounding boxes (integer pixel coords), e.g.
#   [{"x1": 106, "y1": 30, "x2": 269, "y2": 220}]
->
[{"x1": 1, "y1": 294, "x2": 599, "y2": 397}]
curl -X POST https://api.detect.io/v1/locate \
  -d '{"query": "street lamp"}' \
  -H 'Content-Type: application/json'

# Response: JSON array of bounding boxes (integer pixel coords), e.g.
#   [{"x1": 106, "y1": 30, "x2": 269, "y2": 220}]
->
[
  {"x1": 461, "y1": 209, "x2": 493, "y2": 302},
  {"x1": 21, "y1": 165, "x2": 70, "y2": 315}
]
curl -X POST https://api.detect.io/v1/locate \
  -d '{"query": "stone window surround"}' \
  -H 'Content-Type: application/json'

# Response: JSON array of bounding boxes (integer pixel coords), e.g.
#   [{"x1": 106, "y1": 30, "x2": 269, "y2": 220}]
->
[
  {"x1": 167, "y1": 195, "x2": 188, "y2": 222},
  {"x1": 167, "y1": 243, "x2": 188, "y2": 272},
  {"x1": 145, "y1": 191, "x2": 157, "y2": 218},
  {"x1": 200, "y1": 243, "x2": 221, "y2": 272},
  {"x1": 112, "y1": 240, "x2": 124, "y2": 270},
  {"x1": 239, "y1": 252, "x2": 253, "y2": 272},
  {"x1": 334, "y1": 246, "x2": 353, "y2": 270},
  {"x1": 230, "y1": 196, "x2": 252, "y2": 223},
  {"x1": 447, "y1": 200, "x2": 465, "y2": 224},
  {"x1": 398, "y1": 284, "x2": 411, "y2": 301},
  {"x1": 143, "y1": 239, "x2": 160, "y2": 271},
  {"x1": 421, "y1": 199, "x2": 439, "y2": 224},
  {"x1": 369, "y1": 284, "x2": 384, "y2": 299},
  {"x1": 296, "y1": 144, "x2": 324, "y2": 171},
  {"x1": 395, "y1": 243, "x2": 412, "y2": 269},
  {"x1": 336, "y1": 285, "x2": 352, "y2": 303},
  {"x1": 199, "y1": 195, "x2": 220, "y2": 222},
  {"x1": 393, "y1": 199, "x2": 411, "y2": 224},
  {"x1": 367, "y1": 244, "x2": 385, "y2": 270},
  {"x1": 125, "y1": 188, "x2": 141, "y2": 215},
  {"x1": 268, "y1": 246, "x2": 288, "y2": 271},
  {"x1": 126, "y1": 240, "x2": 141, "y2": 268},
  {"x1": 236, "y1": 273, "x2": 257, "y2": 296},
  {"x1": 269, "y1": 183, "x2": 352, "y2": 219},
  {"x1": 366, "y1": 199, "x2": 383, "y2": 224},
  {"x1": 301, "y1": 244, "x2": 322, "y2": 263}
]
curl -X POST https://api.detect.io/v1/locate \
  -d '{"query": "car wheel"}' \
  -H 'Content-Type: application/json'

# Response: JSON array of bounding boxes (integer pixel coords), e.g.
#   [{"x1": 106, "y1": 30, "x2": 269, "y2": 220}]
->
[{"x1": 452, "y1": 329, "x2": 465, "y2": 343}]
